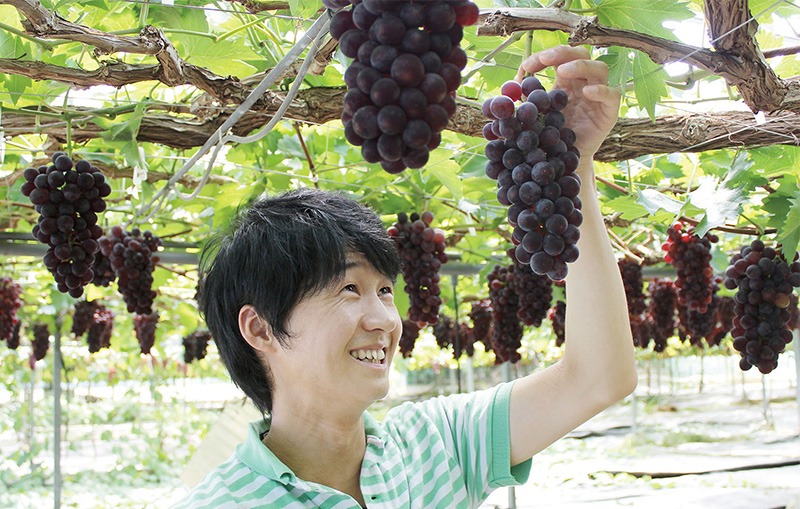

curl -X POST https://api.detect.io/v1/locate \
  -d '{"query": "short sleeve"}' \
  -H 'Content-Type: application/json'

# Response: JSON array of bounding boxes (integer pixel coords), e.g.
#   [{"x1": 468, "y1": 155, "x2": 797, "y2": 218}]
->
[{"x1": 411, "y1": 381, "x2": 532, "y2": 506}]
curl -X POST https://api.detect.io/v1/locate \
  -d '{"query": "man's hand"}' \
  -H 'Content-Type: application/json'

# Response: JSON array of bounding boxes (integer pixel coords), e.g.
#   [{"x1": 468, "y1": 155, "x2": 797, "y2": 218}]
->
[{"x1": 518, "y1": 46, "x2": 620, "y2": 162}]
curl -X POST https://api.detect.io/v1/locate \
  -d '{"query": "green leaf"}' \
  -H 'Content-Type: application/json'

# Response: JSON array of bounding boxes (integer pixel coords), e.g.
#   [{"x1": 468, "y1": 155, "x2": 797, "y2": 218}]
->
[
  {"x1": 598, "y1": 47, "x2": 631, "y2": 89},
  {"x1": 636, "y1": 188, "x2": 683, "y2": 215},
  {"x1": 777, "y1": 195, "x2": 800, "y2": 261},
  {"x1": 758, "y1": 175, "x2": 798, "y2": 229},
  {"x1": 604, "y1": 195, "x2": 649, "y2": 220},
  {"x1": 688, "y1": 177, "x2": 746, "y2": 237},
  {"x1": 632, "y1": 50, "x2": 667, "y2": 121},
  {"x1": 289, "y1": 0, "x2": 322, "y2": 18},
  {"x1": 595, "y1": 0, "x2": 694, "y2": 39},
  {"x1": 427, "y1": 159, "x2": 463, "y2": 201}
]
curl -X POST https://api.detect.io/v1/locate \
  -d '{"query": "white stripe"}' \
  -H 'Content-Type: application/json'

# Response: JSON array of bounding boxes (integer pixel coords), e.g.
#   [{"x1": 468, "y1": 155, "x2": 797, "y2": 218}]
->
[{"x1": 183, "y1": 460, "x2": 249, "y2": 500}]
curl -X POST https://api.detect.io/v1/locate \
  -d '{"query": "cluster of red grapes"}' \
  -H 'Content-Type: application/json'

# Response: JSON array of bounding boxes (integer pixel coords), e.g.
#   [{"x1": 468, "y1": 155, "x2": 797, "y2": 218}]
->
[
  {"x1": 72, "y1": 300, "x2": 114, "y2": 353},
  {"x1": 468, "y1": 299, "x2": 493, "y2": 351},
  {"x1": 398, "y1": 319, "x2": 422, "y2": 357},
  {"x1": 91, "y1": 251, "x2": 116, "y2": 287},
  {"x1": 487, "y1": 263, "x2": 524, "y2": 363},
  {"x1": 678, "y1": 280, "x2": 721, "y2": 347},
  {"x1": 87, "y1": 306, "x2": 114, "y2": 354},
  {"x1": 30, "y1": 323, "x2": 49, "y2": 369},
  {"x1": 645, "y1": 278, "x2": 678, "y2": 352},
  {"x1": 662, "y1": 222, "x2": 718, "y2": 313},
  {"x1": 387, "y1": 211, "x2": 447, "y2": 326},
  {"x1": 99, "y1": 226, "x2": 162, "y2": 315},
  {"x1": 724, "y1": 239, "x2": 800, "y2": 373},
  {"x1": 133, "y1": 313, "x2": 159, "y2": 355},
  {"x1": 8, "y1": 323, "x2": 21, "y2": 350},
  {"x1": 0, "y1": 277, "x2": 23, "y2": 343},
  {"x1": 433, "y1": 315, "x2": 474, "y2": 358},
  {"x1": 513, "y1": 259, "x2": 553, "y2": 327},
  {"x1": 482, "y1": 77, "x2": 583, "y2": 281},
  {"x1": 618, "y1": 259, "x2": 648, "y2": 346},
  {"x1": 20, "y1": 153, "x2": 110, "y2": 298},
  {"x1": 330, "y1": 0, "x2": 478, "y2": 173},
  {"x1": 707, "y1": 296, "x2": 735, "y2": 347},
  {"x1": 549, "y1": 300, "x2": 566, "y2": 347},
  {"x1": 183, "y1": 330, "x2": 212, "y2": 364}
]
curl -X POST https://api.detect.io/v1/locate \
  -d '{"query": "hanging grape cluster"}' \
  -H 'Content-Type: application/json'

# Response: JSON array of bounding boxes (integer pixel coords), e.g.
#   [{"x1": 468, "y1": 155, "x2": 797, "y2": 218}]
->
[
  {"x1": 678, "y1": 279, "x2": 721, "y2": 347},
  {"x1": 788, "y1": 294, "x2": 799, "y2": 331},
  {"x1": 482, "y1": 77, "x2": 583, "y2": 281},
  {"x1": 398, "y1": 319, "x2": 422, "y2": 357},
  {"x1": 662, "y1": 222, "x2": 718, "y2": 313},
  {"x1": 20, "y1": 153, "x2": 110, "y2": 298},
  {"x1": 724, "y1": 240, "x2": 800, "y2": 373},
  {"x1": 99, "y1": 226, "x2": 162, "y2": 315},
  {"x1": 183, "y1": 330, "x2": 212, "y2": 364},
  {"x1": 549, "y1": 300, "x2": 566, "y2": 347},
  {"x1": 387, "y1": 211, "x2": 447, "y2": 326},
  {"x1": 433, "y1": 314, "x2": 474, "y2": 358},
  {"x1": 646, "y1": 278, "x2": 678, "y2": 353},
  {"x1": 72, "y1": 299, "x2": 97, "y2": 336},
  {"x1": 487, "y1": 263, "x2": 524, "y2": 363},
  {"x1": 618, "y1": 259, "x2": 648, "y2": 346},
  {"x1": 0, "y1": 277, "x2": 23, "y2": 343},
  {"x1": 513, "y1": 259, "x2": 553, "y2": 327},
  {"x1": 330, "y1": 0, "x2": 479, "y2": 173},
  {"x1": 87, "y1": 306, "x2": 114, "y2": 354},
  {"x1": 30, "y1": 323, "x2": 49, "y2": 369},
  {"x1": 133, "y1": 313, "x2": 159, "y2": 355},
  {"x1": 468, "y1": 299, "x2": 493, "y2": 352},
  {"x1": 706, "y1": 296, "x2": 735, "y2": 347},
  {"x1": 8, "y1": 322, "x2": 21, "y2": 350},
  {"x1": 91, "y1": 250, "x2": 116, "y2": 287}
]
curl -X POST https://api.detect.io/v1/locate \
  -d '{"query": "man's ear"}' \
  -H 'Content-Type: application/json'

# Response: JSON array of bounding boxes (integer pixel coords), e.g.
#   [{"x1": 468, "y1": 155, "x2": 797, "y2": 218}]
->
[{"x1": 238, "y1": 305, "x2": 279, "y2": 353}]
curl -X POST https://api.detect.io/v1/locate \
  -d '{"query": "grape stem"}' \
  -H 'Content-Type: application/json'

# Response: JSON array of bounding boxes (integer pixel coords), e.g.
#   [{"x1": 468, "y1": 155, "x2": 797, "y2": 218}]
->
[{"x1": 293, "y1": 122, "x2": 320, "y2": 189}]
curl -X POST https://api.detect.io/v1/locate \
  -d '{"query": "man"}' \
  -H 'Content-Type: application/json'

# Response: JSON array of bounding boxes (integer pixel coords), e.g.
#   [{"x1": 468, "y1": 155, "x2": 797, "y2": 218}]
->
[{"x1": 175, "y1": 45, "x2": 636, "y2": 508}]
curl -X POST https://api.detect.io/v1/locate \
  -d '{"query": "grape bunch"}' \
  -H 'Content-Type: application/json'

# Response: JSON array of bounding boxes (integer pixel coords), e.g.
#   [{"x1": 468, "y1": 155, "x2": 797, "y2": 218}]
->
[
  {"x1": 706, "y1": 295, "x2": 735, "y2": 347},
  {"x1": 618, "y1": 259, "x2": 648, "y2": 346},
  {"x1": 20, "y1": 153, "x2": 110, "y2": 298},
  {"x1": 724, "y1": 239, "x2": 800, "y2": 373},
  {"x1": 398, "y1": 319, "x2": 422, "y2": 358},
  {"x1": 646, "y1": 278, "x2": 678, "y2": 353},
  {"x1": 8, "y1": 322, "x2": 21, "y2": 350},
  {"x1": 678, "y1": 280, "x2": 721, "y2": 347},
  {"x1": 513, "y1": 259, "x2": 553, "y2": 327},
  {"x1": 662, "y1": 222, "x2": 718, "y2": 313},
  {"x1": 387, "y1": 211, "x2": 447, "y2": 326},
  {"x1": 468, "y1": 299, "x2": 493, "y2": 351},
  {"x1": 487, "y1": 263, "x2": 524, "y2": 363},
  {"x1": 0, "y1": 277, "x2": 23, "y2": 343},
  {"x1": 482, "y1": 79, "x2": 583, "y2": 280},
  {"x1": 86, "y1": 305, "x2": 114, "y2": 353},
  {"x1": 183, "y1": 330, "x2": 212, "y2": 364},
  {"x1": 99, "y1": 226, "x2": 162, "y2": 315},
  {"x1": 788, "y1": 294, "x2": 799, "y2": 331},
  {"x1": 91, "y1": 250, "x2": 116, "y2": 287},
  {"x1": 72, "y1": 299, "x2": 97, "y2": 337},
  {"x1": 331, "y1": 0, "x2": 479, "y2": 173},
  {"x1": 433, "y1": 315, "x2": 474, "y2": 358},
  {"x1": 133, "y1": 313, "x2": 159, "y2": 355},
  {"x1": 549, "y1": 300, "x2": 567, "y2": 347},
  {"x1": 31, "y1": 323, "x2": 49, "y2": 369}
]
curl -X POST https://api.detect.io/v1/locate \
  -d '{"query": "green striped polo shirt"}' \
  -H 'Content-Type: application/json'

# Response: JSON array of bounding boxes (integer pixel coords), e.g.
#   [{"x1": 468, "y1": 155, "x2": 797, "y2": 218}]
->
[{"x1": 174, "y1": 381, "x2": 531, "y2": 508}]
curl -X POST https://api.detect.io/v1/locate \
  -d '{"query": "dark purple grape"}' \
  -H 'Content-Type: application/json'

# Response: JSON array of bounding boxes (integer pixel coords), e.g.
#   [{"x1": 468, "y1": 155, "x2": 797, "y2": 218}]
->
[
  {"x1": 339, "y1": 30, "x2": 369, "y2": 58},
  {"x1": 377, "y1": 105, "x2": 408, "y2": 135},
  {"x1": 418, "y1": 73, "x2": 447, "y2": 104},
  {"x1": 370, "y1": 77, "x2": 400, "y2": 106}
]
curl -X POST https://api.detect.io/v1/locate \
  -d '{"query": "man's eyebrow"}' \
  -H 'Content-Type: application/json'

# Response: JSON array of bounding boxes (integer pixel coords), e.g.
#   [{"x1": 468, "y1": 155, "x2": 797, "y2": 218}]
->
[{"x1": 345, "y1": 260, "x2": 368, "y2": 270}]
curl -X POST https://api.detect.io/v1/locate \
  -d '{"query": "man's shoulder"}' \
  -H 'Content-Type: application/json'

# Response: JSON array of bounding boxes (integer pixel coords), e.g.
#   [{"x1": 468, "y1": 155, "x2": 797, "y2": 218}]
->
[{"x1": 172, "y1": 455, "x2": 278, "y2": 508}]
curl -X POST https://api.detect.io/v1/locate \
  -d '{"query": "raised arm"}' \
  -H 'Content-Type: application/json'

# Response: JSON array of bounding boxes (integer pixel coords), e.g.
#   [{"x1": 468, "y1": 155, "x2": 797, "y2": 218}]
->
[{"x1": 508, "y1": 46, "x2": 637, "y2": 466}]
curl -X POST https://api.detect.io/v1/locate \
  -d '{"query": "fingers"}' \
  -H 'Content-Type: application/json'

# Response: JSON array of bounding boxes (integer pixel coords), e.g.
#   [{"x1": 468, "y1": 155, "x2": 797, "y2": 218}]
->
[
  {"x1": 555, "y1": 59, "x2": 609, "y2": 86},
  {"x1": 519, "y1": 45, "x2": 591, "y2": 75},
  {"x1": 582, "y1": 84, "x2": 622, "y2": 118}
]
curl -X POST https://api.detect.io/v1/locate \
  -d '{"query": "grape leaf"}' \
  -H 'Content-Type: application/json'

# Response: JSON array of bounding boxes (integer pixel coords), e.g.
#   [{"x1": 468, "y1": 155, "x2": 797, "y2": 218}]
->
[
  {"x1": 604, "y1": 195, "x2": 649, "y2": 220},
  {"x1": 776, "y1": 195, "x2": 800, "y2": 261},
  {"x1": 289, "y1": 0, "x2": 322, "y2": 18},
  {"x1": 688, "y1": 177, "x2": 746, "y2": 237},
  {"x1": 636, "y1": 188, "x2": 683, "y2": 215},
  {"x1": 428, "y1": 159, "x2": 463, "y2": 201},
  {"x1": 594, "y1": 0, "x2": 694, "y2": 40},
  {"x1": 598, "y1": 47, "x2": 631, "y2": 89},
  {"x1": 632, "y1": 50, "x2": 668, "y2": 121}
]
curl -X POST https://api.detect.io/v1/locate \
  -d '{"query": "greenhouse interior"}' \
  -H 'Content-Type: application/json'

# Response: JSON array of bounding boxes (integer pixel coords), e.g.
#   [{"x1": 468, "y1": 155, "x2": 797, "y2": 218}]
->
[{"x1": 1, "y1": 0, "x2": 800, "y2": 508}]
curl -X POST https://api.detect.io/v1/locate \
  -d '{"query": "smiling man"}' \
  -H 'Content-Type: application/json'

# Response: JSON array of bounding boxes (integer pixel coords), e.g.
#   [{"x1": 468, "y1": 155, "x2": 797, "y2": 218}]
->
[{"x1": 175, "y1": 46, "x2": 637, "y2": 509}]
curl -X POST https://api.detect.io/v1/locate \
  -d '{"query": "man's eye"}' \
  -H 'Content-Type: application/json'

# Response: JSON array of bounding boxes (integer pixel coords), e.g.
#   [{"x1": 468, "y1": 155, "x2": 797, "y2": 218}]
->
[
  {"x1": 379, "y1": 286, "x2": 393, "y2": 295},
  {"x1": 343, "y1": 284, "x2": 357, "y2": 292}
]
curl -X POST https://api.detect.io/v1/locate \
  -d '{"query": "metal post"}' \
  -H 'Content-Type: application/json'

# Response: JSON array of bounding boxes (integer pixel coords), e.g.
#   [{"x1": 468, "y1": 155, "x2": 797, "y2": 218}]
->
[
  {"x1": 452, "y1": 274, "x2": 461, "y2": 393},
  {"x1": 29, "y1": 364, "x2": 35, "y2": 476},
  {"x1": 501, "y1": 362, "x2": 516, "y2": 509},
  {"x1": 762, "y1": 374, "x2": 771, "y2": 425},
  {"x1": 793, "y1": 329, "x2": 800, "y2": 432},
  {"x1": 53, "y1": 317, "x2": 62, "y2": 509}
]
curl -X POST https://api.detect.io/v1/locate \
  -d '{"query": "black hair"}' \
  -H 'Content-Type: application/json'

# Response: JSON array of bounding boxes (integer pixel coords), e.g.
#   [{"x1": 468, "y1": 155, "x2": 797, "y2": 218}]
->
[{"x1": 197, "y1": 188, "x2": 401, "y2": 415}]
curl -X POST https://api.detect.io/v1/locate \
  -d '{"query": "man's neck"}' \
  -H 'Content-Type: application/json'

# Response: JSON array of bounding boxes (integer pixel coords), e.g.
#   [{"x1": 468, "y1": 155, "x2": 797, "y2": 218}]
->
[{"x1": 263, "y1": 405, "x2": 367, "y2": 505}]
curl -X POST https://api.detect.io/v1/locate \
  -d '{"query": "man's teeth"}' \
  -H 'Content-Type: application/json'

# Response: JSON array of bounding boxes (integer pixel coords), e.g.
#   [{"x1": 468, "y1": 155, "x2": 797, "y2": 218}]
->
[{"x1": 350, "y1": 349, "x2": 386, "y2": 364}]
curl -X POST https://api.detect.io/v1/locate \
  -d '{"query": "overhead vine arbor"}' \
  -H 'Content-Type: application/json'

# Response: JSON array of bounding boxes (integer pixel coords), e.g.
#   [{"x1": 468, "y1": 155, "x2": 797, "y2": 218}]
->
[{"x1": 0, "y1": 0, "x2": 799, "y2": 336}]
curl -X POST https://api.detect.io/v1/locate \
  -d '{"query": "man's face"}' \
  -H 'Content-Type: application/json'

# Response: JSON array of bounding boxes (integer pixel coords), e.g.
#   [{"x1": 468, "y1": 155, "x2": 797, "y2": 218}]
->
[{"x1": 270, "y1": 253, "x2": 402, "y2": 412}]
